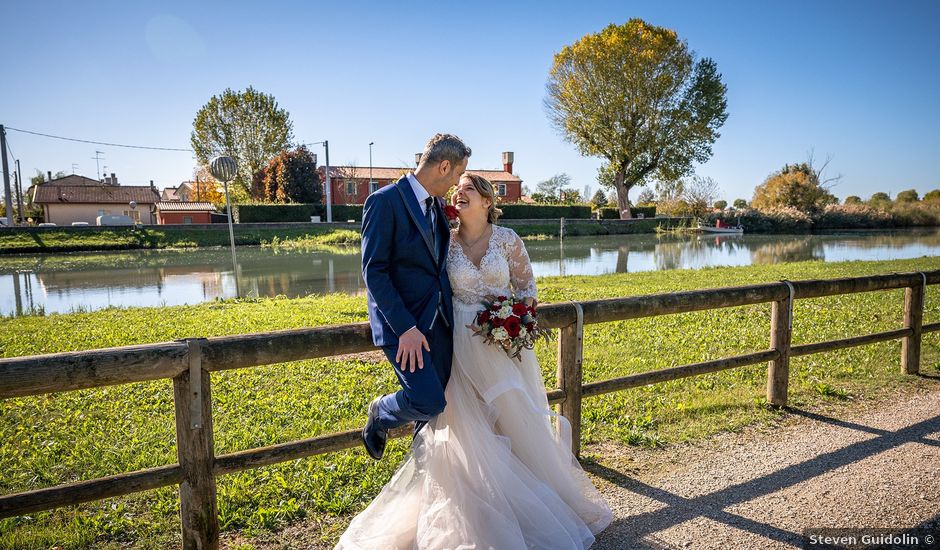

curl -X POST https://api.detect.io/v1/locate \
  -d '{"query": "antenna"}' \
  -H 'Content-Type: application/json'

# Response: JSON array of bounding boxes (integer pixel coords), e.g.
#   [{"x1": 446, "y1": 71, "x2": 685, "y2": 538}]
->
[
  {"x1": 71, "y1": 163, "x2": 78, "y2": 174},
  {"x1": 91, "y1": 150, "x2": 104, "y2": 179}
]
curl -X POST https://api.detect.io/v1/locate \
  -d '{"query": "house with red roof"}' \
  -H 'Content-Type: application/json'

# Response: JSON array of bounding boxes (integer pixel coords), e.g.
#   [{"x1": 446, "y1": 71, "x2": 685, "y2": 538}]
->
[
  {"x1": 318, "y1": 152, "x2": 523, "y2": 204},
  {"x1": 30, "y1": 173, "x2": 159, "y2": 225}
]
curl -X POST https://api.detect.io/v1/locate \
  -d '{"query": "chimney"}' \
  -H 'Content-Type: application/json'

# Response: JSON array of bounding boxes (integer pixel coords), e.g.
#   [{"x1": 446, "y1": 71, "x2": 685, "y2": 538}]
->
[
  {"x1": 111, "y1": 173, "x2": 117, "y2": 186},
  {"x1": 415, "y1": 153, "x2": 422, "y2": 167},
  {"x1": 47, "y1": 171, "x2": 52, "y2": 182},
  {"x1": 502, "y1": 151, "x2": 514, "y2": 174}
]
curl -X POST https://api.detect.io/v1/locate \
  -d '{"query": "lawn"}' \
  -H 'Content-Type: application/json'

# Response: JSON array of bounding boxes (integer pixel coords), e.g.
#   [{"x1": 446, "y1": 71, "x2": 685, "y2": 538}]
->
[{"x1": 1, "y1": 256, "x2": 938, "y2": 548}]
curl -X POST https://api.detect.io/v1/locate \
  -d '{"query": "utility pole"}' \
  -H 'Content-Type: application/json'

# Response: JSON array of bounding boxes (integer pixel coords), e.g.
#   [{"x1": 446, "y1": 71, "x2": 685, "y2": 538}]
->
[
  {"x1": 307, "y1": 140, "x2": 332, "y2": 222},
  {"x1": 324, "y1": 140, "x2": 332, "y2": 222},
  {"x1": 1, "y1": 125, "x2": 14, "y2": 226},
  {"x1": 15, "y1": 160, "x2": 24, "y2": 224},
  {"x1": 12, "y1": 172, "x2": 21, "y2": 224}
]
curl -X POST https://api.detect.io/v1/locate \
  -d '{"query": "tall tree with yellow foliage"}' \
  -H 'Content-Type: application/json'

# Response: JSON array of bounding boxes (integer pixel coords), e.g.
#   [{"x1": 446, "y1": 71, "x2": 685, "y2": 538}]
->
[{"x1": 545, "y1": 19, "x2": 728, "y2": 218}]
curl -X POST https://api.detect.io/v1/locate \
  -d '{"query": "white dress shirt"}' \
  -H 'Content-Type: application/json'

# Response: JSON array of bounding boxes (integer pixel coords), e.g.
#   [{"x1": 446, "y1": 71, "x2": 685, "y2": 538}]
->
[{"x1": 407, "y1": 172, "x2": 435, "y2": 227}]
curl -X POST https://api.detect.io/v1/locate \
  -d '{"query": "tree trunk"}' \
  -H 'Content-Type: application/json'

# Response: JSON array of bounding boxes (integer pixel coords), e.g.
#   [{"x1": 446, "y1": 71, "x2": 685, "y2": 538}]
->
[{"x1": 615, "y1": 167, "x2": 633, "y2": 219}]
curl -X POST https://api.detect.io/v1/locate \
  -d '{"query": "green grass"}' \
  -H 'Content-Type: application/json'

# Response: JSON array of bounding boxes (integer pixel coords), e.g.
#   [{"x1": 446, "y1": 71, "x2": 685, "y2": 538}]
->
[
  {"x1": 1, "y1": 257, "x2": 939, "y2": 548},
  {"x1": 260, "y1": 229, "x2": 361, "y2": 252}
]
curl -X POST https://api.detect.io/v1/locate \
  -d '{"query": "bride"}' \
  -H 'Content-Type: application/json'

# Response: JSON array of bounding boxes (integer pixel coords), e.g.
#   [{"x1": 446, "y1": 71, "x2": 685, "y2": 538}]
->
[{"x1": 336, "y1": 173, "x2": 612, "y2": 549}]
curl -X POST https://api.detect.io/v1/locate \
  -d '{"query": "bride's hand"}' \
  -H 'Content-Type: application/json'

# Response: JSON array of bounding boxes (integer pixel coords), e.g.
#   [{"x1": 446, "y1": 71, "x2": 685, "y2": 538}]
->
[{"x1": 523, "y1": 297, "x2": 537, "y2": 311}]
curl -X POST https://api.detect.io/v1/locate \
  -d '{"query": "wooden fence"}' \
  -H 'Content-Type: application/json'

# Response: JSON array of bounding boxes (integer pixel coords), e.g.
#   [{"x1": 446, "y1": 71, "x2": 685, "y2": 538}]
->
[{"x1": 1, "y1": 270, "x2": 938, "y2": 548}]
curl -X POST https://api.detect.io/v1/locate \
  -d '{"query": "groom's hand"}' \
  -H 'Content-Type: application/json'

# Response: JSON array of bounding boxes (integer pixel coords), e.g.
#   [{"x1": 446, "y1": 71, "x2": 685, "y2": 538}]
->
[{"x1": 396, "y1": 327, "x2": 430, "y2": 373}]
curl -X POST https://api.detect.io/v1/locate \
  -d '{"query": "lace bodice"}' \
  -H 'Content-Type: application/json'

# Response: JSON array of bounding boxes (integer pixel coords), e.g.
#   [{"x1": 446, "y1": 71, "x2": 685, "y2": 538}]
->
[{"x1": 447, "y1": 225, "x2": 537, "y2": 305}]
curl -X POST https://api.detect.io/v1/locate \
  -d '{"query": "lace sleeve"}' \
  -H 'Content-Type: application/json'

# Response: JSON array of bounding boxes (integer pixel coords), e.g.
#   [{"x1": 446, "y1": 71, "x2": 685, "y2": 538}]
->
[{"x1": 506, "y1": 229, "x2": 537, "y2": 300}]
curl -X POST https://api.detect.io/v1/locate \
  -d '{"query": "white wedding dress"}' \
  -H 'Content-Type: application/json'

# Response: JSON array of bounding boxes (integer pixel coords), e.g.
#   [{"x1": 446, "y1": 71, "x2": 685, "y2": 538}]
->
[{"x1": 336, "y1": 225, "x2": 612, "y2": 549}]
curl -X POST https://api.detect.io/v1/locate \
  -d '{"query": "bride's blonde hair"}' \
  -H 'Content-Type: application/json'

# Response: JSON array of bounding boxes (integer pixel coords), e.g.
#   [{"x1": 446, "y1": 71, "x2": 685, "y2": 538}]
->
[{"x1": 460, "y1": 173, "x2": 503, "y2": 223}]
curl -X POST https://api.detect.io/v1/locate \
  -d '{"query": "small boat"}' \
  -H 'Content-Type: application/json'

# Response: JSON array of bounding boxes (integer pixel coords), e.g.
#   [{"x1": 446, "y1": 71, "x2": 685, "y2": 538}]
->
[
  {"x1": 700, "y1": 225, "x2": 744, "y2": 234},
  {"x1": 697, "y1": 217, "x2": 744, "y2": 234}
]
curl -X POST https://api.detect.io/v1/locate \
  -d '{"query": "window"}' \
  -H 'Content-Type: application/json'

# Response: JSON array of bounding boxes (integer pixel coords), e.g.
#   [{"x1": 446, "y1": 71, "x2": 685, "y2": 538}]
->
[
  {"x1": 98, "y1": 209, "x2": 111, "y2": 217},
  {"x1": 346, "y1": 180, "x2": 356, "y2": 196},
  {"x1": 369, "y1": 181, "x2": 380, "y2": 194},
  {"x1": 123, "y1": 210, "x2": 141, "y2": 222},
  {"x1": 497, "y1": 184, "x2": 507, "y2": 196},
  {"x1": 183, "y1": 216, "x2": 193, "y2": 224}
]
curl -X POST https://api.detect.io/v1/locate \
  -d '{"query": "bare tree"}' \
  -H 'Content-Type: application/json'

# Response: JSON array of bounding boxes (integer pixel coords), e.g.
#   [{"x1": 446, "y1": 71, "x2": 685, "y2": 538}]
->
[
  {"x1": 806, "y1": 148, "x2": 843, "y2": 189},
  {"x1": 684, "y1": 176, "x2": 720, "y2": 217}
]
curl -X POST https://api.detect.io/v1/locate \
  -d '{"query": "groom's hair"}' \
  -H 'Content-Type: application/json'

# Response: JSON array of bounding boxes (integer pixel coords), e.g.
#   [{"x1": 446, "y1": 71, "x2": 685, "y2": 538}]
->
[{"x1": 419, "y1": 134, "x2": 472, "y2": 168}]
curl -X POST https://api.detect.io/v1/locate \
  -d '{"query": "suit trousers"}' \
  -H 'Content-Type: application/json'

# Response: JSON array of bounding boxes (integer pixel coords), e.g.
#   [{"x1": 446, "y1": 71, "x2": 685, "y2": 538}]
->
[{"x1": 376, "y1": 318, "x2": 453, "y2": 437}]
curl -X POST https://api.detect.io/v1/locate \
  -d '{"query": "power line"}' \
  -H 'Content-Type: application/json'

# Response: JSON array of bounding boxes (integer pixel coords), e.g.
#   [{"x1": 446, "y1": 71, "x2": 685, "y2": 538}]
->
[
  {"x1": 5, "y1": 138, "x2": 15, "y2": 161},
  {"x1": 5, "y1": 126, "x2": 193, "y2": 152}
]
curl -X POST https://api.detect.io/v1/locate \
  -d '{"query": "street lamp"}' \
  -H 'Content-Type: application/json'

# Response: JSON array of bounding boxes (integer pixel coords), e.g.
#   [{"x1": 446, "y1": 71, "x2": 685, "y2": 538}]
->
[
  {"x1": 369, "y1": 142, "x2": 374, "y2": 195},
  {"x1": 209, "y1": 155, "x2": 240, "y2": 298}
]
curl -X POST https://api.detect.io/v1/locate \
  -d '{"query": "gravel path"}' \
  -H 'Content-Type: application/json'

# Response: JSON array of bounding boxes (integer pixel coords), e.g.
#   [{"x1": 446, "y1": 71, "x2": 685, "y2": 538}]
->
[
  {"x1": 234, "y1": 386, "x2": 940, "y2": 549},
  {"x1": 586, "y1": 387, "x2": 940, "y2": 549}
]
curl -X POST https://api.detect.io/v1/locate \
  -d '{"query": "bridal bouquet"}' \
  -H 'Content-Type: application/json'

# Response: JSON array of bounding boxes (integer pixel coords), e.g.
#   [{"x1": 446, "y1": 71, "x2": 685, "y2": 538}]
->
[{"x1": 469, "y1": 295, "x2": 551, "y2": 360}]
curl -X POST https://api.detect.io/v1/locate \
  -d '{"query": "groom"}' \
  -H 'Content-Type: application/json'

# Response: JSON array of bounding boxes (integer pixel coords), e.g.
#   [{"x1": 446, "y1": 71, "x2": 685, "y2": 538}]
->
[{"x1": 359, "y1": 133, "x2": 471, "y2": 460}]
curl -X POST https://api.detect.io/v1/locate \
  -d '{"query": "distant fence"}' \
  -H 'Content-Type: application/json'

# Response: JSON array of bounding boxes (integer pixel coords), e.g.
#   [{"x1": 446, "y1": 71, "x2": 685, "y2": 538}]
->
[{"x1": 0, "y1": 270, "x2": 937, "y2": 548}]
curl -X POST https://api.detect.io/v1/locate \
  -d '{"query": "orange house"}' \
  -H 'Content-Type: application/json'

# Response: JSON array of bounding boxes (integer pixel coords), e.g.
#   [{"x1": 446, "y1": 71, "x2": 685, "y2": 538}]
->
[
  {"x1": 318, "y1": 152, "x2": 523, "y2": 205},
  {"x1": 156, "y1": 202, "x2": 217, "y2": 224}
]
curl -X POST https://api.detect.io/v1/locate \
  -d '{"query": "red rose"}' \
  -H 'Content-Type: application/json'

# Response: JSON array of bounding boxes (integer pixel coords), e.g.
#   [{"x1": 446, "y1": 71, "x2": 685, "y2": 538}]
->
[
  {"x1": 443, "y1": 205, "x2": 459, "y2": 221},
  {"x1": 490, "y1": 303, "x2": 501, "y2": 312},
  {"x1": 491, "y1": 316, "x2": 505, "y2": 327},
  {"x1": 477, "y1": 310, "x2": 491, "y2": 324},
  {"x1": 496, "y1": 296, "x2": 508, "y2": 302},
  {"x1": 511, "y1": 302, "x2": 528, "y2": 316},
  {"x1": 504, "y1": 316, "x2": 522, "y2": 338},
  {"x1": 526, "y1": 321, "x2": 536, "y2": 332}
]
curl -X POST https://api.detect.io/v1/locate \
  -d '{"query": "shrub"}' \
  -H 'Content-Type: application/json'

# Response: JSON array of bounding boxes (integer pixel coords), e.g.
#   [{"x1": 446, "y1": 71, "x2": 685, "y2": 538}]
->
[
  {"x1": 814, "y1": 204, "x2": 893, "y2": 229},
  {"x1": 498, "y1": 204, "x2": 592, "y2": 219}
]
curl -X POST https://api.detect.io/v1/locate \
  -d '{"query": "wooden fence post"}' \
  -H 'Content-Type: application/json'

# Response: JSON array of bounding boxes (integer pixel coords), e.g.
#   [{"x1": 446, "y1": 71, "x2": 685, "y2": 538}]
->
[
  {"x1": 173, "y1": 338, "x2": 218, "y2": 549},
  {"x1": 767, "y1": 282, "x2": 793, "y2": 407},
  {"x1": 557, "y1": 303, "x2": 584, "y2": 457},
  {"x1": 901, "y1": 273, "x2": 926, "y2": 375}
]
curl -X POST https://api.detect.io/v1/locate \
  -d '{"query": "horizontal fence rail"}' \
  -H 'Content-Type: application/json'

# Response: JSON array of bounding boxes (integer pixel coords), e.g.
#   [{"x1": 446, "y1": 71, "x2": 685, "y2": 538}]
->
[{"x1": 1, "y1": 269, "x2": 937, "y2": 549}]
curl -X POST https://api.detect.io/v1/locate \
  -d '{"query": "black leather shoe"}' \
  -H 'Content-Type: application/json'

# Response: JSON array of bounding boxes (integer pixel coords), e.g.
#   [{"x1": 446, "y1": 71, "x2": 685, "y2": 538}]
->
[{"x1": 362, "y1": 397, "x2": 388, "y2": 460}]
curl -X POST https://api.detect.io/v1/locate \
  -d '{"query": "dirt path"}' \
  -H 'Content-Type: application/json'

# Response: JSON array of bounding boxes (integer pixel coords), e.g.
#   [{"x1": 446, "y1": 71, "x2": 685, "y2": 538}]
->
[{"x1": 586, "y1": 386, "x2": 940, "y2": 549}]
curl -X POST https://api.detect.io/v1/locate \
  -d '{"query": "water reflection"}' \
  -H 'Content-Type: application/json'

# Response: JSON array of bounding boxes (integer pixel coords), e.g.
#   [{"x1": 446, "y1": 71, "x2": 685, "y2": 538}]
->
[{"x1": 2, "y1": 228, "x2": 939, "y2": 316}]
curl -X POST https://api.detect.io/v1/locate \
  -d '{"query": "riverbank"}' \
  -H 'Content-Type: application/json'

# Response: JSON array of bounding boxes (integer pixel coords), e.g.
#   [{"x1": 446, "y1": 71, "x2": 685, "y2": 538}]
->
[
  {"x1": 0, "y1": 224, "x2": 360, "y2": 254},
  {"x1": 4, "y1": 217, "x2": 940, "y2": 254},
  {"x1": 1, "y1": 257, "x2": 938, "y2": 548},
  {"x1": 0, "y1": 219, "x2": 692, "y2": 254}
]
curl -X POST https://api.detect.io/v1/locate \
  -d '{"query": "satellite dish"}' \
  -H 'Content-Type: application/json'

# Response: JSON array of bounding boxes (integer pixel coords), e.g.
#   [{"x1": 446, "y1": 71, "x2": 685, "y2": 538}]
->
[{"x1": 129, "y1": 201, "x2": 137, "y2": 209}]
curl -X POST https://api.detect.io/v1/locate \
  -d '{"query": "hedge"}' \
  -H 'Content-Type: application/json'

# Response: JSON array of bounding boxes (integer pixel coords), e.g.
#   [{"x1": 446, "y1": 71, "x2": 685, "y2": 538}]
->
[
  {"x1": 497, "y1": 204, "x2": 592, "y2": 219},
  {"x1": 597, "y1": 206, "x2": 657, "y2": 219},
  {"x1": 234, "y1": 204, "x2": 364, "y2": 223},
  {"x1": 234, "y1": 203, "x2": 668, "y2": 223}
]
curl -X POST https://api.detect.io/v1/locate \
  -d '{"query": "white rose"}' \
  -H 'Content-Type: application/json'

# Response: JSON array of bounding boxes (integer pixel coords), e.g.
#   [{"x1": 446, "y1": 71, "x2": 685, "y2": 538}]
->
[
  {"x1": 518, "y1": 326, "x2": 528, "y2": 337},
  {"x1": 491, "y1": 327, "x2": 509, "y2": 340},
  {"x1": 497, "y1": 305, "x2": 513, "y2": 319}
]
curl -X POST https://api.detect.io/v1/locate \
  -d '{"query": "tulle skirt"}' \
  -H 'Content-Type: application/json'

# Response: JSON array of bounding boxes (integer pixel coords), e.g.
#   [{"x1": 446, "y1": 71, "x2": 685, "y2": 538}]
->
[{"x1": 335, "y1": 301, "x2": 612, "y2": 549}]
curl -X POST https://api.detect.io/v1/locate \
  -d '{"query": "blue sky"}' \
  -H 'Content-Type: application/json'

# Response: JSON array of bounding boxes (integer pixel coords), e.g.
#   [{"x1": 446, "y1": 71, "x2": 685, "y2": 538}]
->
[{"x1": 2, "y1": 0, "x2": 938, "y2": 203}]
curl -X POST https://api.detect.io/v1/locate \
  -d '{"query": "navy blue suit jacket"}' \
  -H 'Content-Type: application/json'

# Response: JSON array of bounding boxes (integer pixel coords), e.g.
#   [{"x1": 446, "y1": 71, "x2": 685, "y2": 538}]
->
[{"x1": 361, "y1": 176, "x2": 454, "y2": 347}]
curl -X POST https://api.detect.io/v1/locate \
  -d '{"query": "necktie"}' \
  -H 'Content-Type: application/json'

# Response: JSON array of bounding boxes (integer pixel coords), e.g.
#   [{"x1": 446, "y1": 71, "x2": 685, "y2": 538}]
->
[{"x1": 425, "y1": 197, "x2": 436, "y2": 252}]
